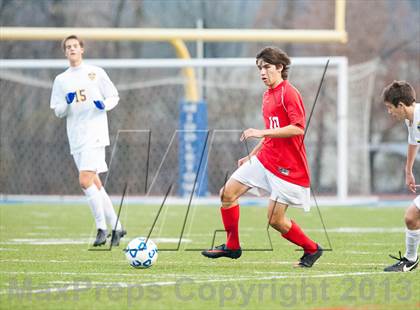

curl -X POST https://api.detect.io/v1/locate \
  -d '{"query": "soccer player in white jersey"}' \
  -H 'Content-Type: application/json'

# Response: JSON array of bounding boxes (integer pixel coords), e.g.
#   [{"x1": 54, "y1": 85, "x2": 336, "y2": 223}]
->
[
  {"x1": 50, "y1": 35, "x2": 126, "y2": 247},
  {"x1": 382, "y1": 81, "x2": 419, "y2": 272}
]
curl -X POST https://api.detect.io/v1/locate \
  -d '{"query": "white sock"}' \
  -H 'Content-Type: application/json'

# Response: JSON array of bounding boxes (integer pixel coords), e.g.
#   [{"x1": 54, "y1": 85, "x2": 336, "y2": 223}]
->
[
  {"x1": 404, "y1": 228, "x2": 420, "y2": 262},
  {"x1": 83, "y1": 185, "x2": 107, "y2": 230},
  {"x1": 100, "y1": 187, "x2": 122, "y2": 231}
]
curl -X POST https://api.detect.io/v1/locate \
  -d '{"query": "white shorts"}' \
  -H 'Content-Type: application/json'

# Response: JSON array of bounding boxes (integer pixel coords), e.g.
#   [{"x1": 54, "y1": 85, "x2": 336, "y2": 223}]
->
[
  {"x1": 414, "y1": 195, "x2": 420, "y2": 210},
  {"x1": 231, "y1": 156, "x2": 311, "y2": 211},
  {"x1": 72, "y1": 147, "x2": 108, "y2": 173}
]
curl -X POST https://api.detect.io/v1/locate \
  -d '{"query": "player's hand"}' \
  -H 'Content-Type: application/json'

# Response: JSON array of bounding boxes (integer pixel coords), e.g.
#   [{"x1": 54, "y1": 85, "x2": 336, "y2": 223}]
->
[
  {"x1": 237, "y1": 156, "x2": 250, "y2": 167},
  {"x1": 93, "y1": 100, "x2": 105, "y2": 110},
  {"x1": 240, "y1": 128, "x2": 263, "y2": 141},
  {"x1": 405, "y1": 172, "x2": 416, "y2": 193},
  {"x1": 65, "y1": 92, "x2": 76, "y2": 104}
]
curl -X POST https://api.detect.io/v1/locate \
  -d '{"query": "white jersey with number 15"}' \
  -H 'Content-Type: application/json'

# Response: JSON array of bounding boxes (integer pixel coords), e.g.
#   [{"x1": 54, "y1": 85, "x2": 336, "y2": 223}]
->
[{"x1": 50, "y1": 63, "x2": 119, "y2": 154}]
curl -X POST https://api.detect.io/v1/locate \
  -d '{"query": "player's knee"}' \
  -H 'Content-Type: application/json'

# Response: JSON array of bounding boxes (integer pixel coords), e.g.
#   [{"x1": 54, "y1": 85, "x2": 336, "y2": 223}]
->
[
  {"x1": 268, "y1": 216, "x2": 277, "y2": 228},
  {"x1": 219, "y1": 187, "x2": 224, "y2": 199},
  {"x1": 79, "y1": 177, "x2": 89, "y2": 189},
  {"x1": 219, "y1": 186, "x2": 235, "y2": 204},
  {"x1": 79, "y1": 174, "x2": 92, "y2": 189},
  {"x1": 404, "y1": 205, "x2": 420, "y2": 230},
  {"x1": 268, "y1": 217, "x2": 287, "y2": 230},
  {"x1": 405, "y1": 213, "x2": 418, "y2": 229}
]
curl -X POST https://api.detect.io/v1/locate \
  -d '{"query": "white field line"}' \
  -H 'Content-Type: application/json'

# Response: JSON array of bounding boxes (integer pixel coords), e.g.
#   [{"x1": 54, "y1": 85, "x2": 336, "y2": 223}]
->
[
  {"x1": 0, "y1": 271, "x2": 392, "y2": 295},
  {"x1": 246, "y1": 261, "x2": 387, "y2": 266},
  {"x1": 1, "y1": 282, "x2": 177, "y2": 295},
  {"x1": 0, "y1": 226, "x2": 404, "y2": 246},
  {"x1": 25, "y1": 232, "x2": 56, "y2": 236},
  {"x1": 0, "y1": 227, "x2": 405, "y2": 244},
  {"x1": 305, "y1": 227, "x2": 404, "y2": 233},
  {"x1": 0, "y1": 239, "x2": 89, "y2": 245},
  {"x1": 0, "y1": 237, "x2": 192, "y2": 245},
  {"x1": 35, "y1": 226, "x2": 57, "y2": 230},
  {"x1": 0, "y1": 267, "x2": 389, "y2": 286},
  {"x1": 1, "y1": 271, "x2": 140, "y2": 277},
  {"x1": 0, "y1": 259, "x2": 118, "y2": 264},
  {"x1": 343, "y1": 251, "x2": 372, "y2": 255},
  {"x1": 352, "y1": 242, "x2": 400, "y2": 246},
  {"x1": 0, "y1": 259, "x2": 119, "y2": 264},
  {"x1": 237, "y1": 227, "x2": 405, "y2": 233},
  {"x1": 0, "y1": 270, "x2": 241, "y2": 278},
  {"x1": 0, "y1": 258, "x2": 387, "y2": 266}
]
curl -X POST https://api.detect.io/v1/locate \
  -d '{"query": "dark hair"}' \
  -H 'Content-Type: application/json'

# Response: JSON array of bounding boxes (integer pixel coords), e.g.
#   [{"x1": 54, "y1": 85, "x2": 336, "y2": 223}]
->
[
  {"x1": 256, "y1": 46, "x2": 291, "y2": 80},
  {"x1": 382, "y1": 80, "x2": 416, "y2": 107},
  {"x1": 62, "y1": 35, "x2": 84, "y2": 51}
]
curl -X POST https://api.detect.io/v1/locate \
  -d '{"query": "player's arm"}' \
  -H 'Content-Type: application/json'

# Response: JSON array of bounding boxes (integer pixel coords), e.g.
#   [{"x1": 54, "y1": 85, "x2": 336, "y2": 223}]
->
[
  {"x1": 50, "y1": 78, "x2": 71, "y2": 118},
  {"x1": 241, "y1": 125, "x2": 303, "y2": 140},
  {"x1": 405, "y1": 144, "x2": 419, "y2": 193},
  {"x1": 94, "y1": 69, "x2": 120, "y2": 111}
]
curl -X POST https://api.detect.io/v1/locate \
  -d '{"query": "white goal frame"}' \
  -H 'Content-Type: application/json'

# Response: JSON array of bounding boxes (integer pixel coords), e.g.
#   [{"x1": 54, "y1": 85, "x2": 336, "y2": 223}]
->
[{"x1": 0, "y1": 57, "x2": 348, "y2": 201}]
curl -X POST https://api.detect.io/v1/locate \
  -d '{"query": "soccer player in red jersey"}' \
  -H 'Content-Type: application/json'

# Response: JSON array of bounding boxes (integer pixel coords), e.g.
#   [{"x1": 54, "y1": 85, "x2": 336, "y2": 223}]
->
[{"x1": 202, "y1": 47, "x2": 323, "y2": 267}]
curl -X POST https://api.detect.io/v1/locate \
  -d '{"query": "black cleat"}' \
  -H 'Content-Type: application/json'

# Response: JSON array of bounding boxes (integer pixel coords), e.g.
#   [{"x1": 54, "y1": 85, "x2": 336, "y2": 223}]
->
[
  {"x1": 201, "y1": 244, "x2": 242, "y2": 259},
  {"x1": 384, "y1": 251, "x2": 419, "y2": 272},
  {"x1": 93, "y1": 229, "x2": 107, "y2": 247},
  {"x1": 296, "y1": 244, "x2": 323, "y2": 268},
  {"x1": 111, "y1": 229, "x2": 127, "y2": 246}
]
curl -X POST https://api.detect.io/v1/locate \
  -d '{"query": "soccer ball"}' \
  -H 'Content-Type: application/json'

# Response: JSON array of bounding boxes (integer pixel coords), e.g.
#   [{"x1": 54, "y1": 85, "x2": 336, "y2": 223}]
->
[{"x1": 124, "y1": 237, "x2": 158, "y2": 269}]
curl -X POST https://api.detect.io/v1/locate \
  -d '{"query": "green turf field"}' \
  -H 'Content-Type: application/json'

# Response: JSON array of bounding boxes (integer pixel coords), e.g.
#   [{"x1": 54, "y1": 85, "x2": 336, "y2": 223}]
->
[{"x1": 0, "y1": 202, "x2": 419, "y2": 309}]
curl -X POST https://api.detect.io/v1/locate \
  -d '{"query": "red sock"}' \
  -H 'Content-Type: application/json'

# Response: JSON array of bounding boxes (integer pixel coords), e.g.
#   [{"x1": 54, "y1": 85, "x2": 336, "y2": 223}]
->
[
  {"x1": 281, "y1": 220, "x2": 318, "y2": 254},
  {"x1": 221, "y1": 205, "x2": 240, "y2": 250}
]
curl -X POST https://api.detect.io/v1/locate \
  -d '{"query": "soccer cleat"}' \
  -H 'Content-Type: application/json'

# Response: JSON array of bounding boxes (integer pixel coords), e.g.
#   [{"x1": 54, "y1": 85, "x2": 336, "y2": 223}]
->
[
  {"x1": 296, "y1": 244, "x2": 323, "y2": 268},
  {"x1": 110, "y1": 229, "x2": 127, "y2": 246},
  {"x1": 201, "y1": 244, "x2": 242, "y2": 259},
  {"x1": 384, "y1": 251, "x2": 419, "y2": 272},
  {"x1": 93, "y1": 229, "x2": 107, "y2": 247}
]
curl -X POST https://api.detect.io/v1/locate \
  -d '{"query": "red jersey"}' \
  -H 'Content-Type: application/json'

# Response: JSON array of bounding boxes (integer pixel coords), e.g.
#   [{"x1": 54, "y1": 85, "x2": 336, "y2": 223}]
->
[{"x1": 256, "y1": 80, "x2": 310, "y2": 187}]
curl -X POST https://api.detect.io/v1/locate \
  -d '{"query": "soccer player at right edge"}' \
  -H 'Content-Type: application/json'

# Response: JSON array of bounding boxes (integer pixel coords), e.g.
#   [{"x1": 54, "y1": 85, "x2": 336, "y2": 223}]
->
[
  {"x1": 382, "y1": 81, "x2": 419, "y2": 272},
  {"x1": 202, "y1": 47, "x2": 323, "y2": 268}
]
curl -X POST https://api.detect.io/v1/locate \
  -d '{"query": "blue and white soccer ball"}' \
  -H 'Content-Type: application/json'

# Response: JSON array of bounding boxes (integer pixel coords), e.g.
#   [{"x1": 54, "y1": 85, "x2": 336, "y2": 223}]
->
[{"x1": 124, "y1": 237, "x2": 158, "y2": 269}]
